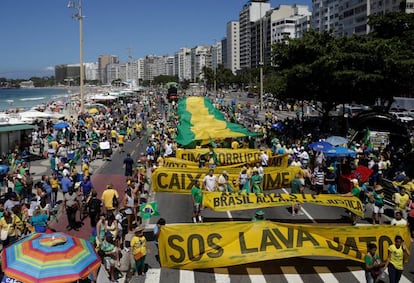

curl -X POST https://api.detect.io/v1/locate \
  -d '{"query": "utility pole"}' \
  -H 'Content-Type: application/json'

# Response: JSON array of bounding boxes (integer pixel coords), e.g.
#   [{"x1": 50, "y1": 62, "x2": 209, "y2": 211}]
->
[{"x1": 126, "y1": 47, "x2": 133, "y2": 88}]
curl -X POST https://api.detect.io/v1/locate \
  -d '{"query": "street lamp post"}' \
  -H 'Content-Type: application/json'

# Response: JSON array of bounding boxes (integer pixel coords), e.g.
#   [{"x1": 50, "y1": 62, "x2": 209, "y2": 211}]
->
[
  {"x1": 68, "y1": 0, "x2": 85, "y2": 114},
  {"x1": 259, "y1": 3, "x2": 264, "y2": 111}
]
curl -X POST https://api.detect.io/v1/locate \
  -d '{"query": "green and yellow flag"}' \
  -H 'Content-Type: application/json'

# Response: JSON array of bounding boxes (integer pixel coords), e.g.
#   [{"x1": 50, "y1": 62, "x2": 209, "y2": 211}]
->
[
  {"x1": 176, "y1": 97, "x2": 261, "y2": 146},
  {"x1": 140, "y1": 201, "x2": 160, "y2": 219}
]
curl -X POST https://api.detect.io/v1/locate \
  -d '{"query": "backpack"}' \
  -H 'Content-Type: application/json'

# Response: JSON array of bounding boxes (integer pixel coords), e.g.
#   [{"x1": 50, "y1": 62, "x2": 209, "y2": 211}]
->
[
  {"x1": 112, "y1": 194, "x2": 119, "y2": 208},
  {"x1": 89, "y1": 198, "x2": 101, "y2": 214}
]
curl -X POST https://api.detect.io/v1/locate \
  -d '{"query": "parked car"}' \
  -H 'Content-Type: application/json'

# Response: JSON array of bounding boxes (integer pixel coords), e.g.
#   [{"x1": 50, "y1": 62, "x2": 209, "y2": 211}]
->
[{"x1": 391, "y1": 112, "x2": 414, "y2": 123}]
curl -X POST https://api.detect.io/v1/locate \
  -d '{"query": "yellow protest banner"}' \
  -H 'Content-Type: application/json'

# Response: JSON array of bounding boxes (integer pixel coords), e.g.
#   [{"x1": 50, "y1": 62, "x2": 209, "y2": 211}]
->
[
  {"x1": 159, "y1": 221, "x2": 411, "y2": 269},
  {"x1": 151, "y1": 166, "x2": 302, "y2": 193},
  {"x1": 202, "y1": 192, "x2": 364, "y2": 217},
  {"x1": 175, "y1": 148, "x2": 279, "y2": 166},
  {"x1": 164, "y1": 154, "x2": 289, "y2": 169}
]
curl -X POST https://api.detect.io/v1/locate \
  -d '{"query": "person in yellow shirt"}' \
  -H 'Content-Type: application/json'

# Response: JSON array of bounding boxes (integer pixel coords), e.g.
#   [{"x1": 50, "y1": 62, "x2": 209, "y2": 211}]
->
[
  {"x1": 394, "y1": 187, "x2": 410, "y2": 218},
  {"x1": 130, "y1": 226, "x2": 147, "y2": 276},
  {"x1": 134, "y1": 122, "x2": 142, "y2": 139},
  {"x1": 110, "y1": 129, "x2": 117, "y2": 146},
  {"x1": 82, "y1": 159, "x2": 90, "y2": 179},
  {"x1": 118, "y1": 133, "x2": 125, "y2": 153},
  {"x1": 385, "y1": 235, "x2": 410, "y2": 283},
  {"x1": 0, "y1": 209, "x2": 23, "y2": 246},
  {"x1": 101, "y1": 183, "x2": 119, "y2": 214}
]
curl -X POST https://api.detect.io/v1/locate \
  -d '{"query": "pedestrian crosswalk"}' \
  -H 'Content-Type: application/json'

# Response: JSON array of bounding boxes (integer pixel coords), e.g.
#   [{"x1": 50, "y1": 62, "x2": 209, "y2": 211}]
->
[{"x1": 118, "y1": 265, "x2": 412, "y2": 283}]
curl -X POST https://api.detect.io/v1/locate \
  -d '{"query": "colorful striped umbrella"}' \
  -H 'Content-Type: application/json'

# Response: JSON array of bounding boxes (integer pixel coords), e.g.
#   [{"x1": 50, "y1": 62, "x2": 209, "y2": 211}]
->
[{"x1": 1, "y1": 232, "x2": 100, "y2": 283}]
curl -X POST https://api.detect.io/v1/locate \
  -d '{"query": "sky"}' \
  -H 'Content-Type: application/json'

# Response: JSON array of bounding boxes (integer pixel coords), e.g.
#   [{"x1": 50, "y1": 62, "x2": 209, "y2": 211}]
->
[{"x1": 0, "y1": 0, "x2": 310, "y2": 79}]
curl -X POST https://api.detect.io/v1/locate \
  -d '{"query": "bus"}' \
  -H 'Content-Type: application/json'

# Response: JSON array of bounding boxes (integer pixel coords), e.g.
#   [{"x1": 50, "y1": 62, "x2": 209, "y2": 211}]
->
[{"x1": 166, "y1": 82, "x2": 179, "y2": 103}]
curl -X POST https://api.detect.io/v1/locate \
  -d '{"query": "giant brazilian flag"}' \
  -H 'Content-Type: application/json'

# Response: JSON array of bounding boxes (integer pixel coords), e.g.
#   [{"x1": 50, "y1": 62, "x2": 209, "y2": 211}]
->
[{"x1": 176, "y1": 97, "x2": 261, "y2": 146}]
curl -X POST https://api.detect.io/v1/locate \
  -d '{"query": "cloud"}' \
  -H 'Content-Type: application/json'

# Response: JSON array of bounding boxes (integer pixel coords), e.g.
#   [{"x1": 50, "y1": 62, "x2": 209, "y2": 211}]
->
[{"x1": 45, "y1": 66, "x2": 55, "y2": 71}]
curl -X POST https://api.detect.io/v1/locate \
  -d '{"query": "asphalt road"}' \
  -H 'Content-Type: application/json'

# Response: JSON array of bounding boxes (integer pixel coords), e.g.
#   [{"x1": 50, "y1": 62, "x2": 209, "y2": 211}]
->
[{"x1": 89, "y1": 98, "x2": 414, "y2": 283}]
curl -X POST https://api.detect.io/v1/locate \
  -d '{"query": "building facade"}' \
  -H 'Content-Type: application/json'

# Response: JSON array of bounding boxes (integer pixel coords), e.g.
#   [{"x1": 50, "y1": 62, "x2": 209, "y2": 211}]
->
[
  {"x1": 225, "y1": 21, "x2": 240, "y2": 74},
  {"x1": 98, "y1": 55, "x2": 119, "y2": 84},
  {"x1": 174, "y1": 48, "x2": 192, "y2": 82},
  {"x1": 239, "y1": 0, "x2": 272, "y2": 69}
]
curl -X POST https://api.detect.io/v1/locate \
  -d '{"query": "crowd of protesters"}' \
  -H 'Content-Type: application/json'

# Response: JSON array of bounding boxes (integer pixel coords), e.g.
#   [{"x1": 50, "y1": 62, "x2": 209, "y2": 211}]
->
[{"x1": 0, "y1": 90, "x2": 414, "y2": 282}]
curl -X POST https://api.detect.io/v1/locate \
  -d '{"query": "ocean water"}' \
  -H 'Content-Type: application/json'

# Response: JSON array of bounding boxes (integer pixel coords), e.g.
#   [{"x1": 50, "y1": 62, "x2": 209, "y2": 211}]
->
[{"x1": 0, "y1": 88, "x2": 74, "y2": 112}]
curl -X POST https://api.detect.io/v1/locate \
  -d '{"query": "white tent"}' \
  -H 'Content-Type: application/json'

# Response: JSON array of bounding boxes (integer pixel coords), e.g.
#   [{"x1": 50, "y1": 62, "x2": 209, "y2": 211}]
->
[
  {"x1": 20, "y1": 110, "x2": 64, "y2": 120},
  {"x1": 89, "y1": 94, "x2": 117, "y2": 101}
]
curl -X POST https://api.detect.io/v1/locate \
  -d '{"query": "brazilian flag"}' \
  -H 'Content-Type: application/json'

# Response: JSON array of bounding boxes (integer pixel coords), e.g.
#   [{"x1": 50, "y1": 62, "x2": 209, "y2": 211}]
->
[
  {"x1": 176, "y1": 97, "x2": 261, "y2": 147},
  {"x1": 140, "y1": 201, "x2": 160, "y2": 219}
]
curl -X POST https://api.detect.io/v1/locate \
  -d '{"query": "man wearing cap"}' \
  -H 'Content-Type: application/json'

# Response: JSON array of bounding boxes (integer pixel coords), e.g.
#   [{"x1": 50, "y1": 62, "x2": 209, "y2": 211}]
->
[
  {"x1": 252, "y1": 210, "x2": 266, "y2": 221},
  {"x1": 325, "y1": 166, "x2": 337, "y2": 194},
  {"x1": 101, "y1": 183, "x2": 119, "y2": 214},
  {"x1": 130, "y1": 226, "x2": 147, "y2": 276}
]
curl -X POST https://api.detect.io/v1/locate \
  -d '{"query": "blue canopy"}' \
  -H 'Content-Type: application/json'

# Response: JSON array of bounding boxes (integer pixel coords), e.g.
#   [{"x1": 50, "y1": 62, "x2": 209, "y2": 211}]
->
[
  {"x1": 324, "y1": 146, "x2": 356, "y2": 157},
  {"x1": 308, "y1": 141, "x2": 333, "y2": 152},
  {"x1": 53, "y1": 121, "x2": 70, "y2": 130}
]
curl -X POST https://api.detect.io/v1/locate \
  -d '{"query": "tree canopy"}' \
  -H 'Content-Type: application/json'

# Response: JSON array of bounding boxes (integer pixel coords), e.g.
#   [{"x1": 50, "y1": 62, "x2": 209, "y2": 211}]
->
[{"x1": 270, "y1": 13, "x2": 414, "y2": 117}]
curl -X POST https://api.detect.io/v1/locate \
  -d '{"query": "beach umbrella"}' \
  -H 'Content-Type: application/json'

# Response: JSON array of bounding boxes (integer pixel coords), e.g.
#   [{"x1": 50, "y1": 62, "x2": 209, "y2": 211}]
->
[
  {"x1": 87, "y1": 108, "x2": 99, "y2": 114},
  {"x1": 308, "y1": 141, "x2": 333, "y2": 152},
  {"x1": 324, "y1": 146, "x2": 356, "y2": 157},
  {"x1": 1, "y1": 232, "x2": 100, "y2": 283},
  {"x1": 53, "y1": 121, "x2": 70, "y2": 130},
  {"x1": 325, "y1": 135, "x2": 348, "y2": 146}
]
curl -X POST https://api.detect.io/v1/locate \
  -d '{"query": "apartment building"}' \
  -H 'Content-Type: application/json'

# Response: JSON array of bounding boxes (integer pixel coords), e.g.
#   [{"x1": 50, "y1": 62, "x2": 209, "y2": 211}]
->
[
  {"x1": 225, "y1": 21, "x2": 240, "y2": 75},
  {"x1": 239, "y1": 0, "x2": 271, "y2": 69}
]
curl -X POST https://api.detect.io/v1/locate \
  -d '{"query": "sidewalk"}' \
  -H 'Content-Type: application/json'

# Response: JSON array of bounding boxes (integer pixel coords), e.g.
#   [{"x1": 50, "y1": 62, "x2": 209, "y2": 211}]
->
[{"x1": 27, "y1": 150, "x2": 106, "y2": 239}]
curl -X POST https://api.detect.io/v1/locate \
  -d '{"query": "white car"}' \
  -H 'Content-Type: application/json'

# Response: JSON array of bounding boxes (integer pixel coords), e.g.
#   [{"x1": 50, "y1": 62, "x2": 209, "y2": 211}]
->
[{"x1": 392, "y1": 112, "x2": 414, "y2": 123}]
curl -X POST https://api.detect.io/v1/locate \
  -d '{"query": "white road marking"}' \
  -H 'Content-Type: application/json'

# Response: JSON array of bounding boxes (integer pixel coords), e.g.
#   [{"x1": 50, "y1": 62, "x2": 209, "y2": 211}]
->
[
  {"x1": 247, "y1": 267, "x2": 266, "y2": 283},
  {"x1": 280, "y1": 266, "x2": 304, "y2": 283}
]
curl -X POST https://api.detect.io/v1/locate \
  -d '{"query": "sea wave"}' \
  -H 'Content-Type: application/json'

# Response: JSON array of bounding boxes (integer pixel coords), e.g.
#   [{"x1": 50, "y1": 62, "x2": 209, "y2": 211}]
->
[{"x1": 19, "y1": 97, "x2": 45, "y2": 101}]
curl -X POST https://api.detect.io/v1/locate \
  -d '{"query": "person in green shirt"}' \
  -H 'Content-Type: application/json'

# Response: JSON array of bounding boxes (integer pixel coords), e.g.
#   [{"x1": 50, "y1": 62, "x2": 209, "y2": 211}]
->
[
  {"x1": 365, "y1": 243, "x2": 385, "y2": 283},
  {"x1": 372, "y1": 185, "x2": 385, "y2": 225},
  {"x1": 290, "y1": 174, "x2": 305, "y2": 216},
  {"x1": 191, "y1": 180, "x2": 203, "y2": 223},
  {"x1": 250, "y1": 168, "x2": 263, "y2": 194},
  {"x1": 341, "y1": 178, "x2": 364, "y2": 225}
]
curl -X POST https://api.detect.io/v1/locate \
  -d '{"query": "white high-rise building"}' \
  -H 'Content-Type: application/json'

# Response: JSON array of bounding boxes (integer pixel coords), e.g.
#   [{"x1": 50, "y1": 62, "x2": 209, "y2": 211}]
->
[
  {"x1": 312, "y1": 0, "x2": 409, "y2": 36},
  {"x1": 239, "y1": 0, "x2": 271, "y2": 69},
  {"x1": 211, "y1": 41, "x2": 222, "y2": 71},
  {"x1": 312, "y1": 0, "x2": 341, "y2": 34},
  {"x1": 270, "y1": 5, "x2": 311, "y2": 42},
  {"x1": 191, "y1": 46, "x2": 211, "y2": 82},
  {"x1": 226, "y1": 21, "x2": 240, "y2": 74},
  {"x1": 174, "y1": 48, "x2": 192, "y2": 82},
  {"x1": 84, "y1": 62, "x2": 99, "y2": 81}
]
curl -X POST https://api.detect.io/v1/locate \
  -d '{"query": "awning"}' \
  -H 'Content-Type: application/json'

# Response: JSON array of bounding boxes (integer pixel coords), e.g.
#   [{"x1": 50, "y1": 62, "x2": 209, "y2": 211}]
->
[{"x1": 0, "y1": 124, "x2": 35, "y2": 133}]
